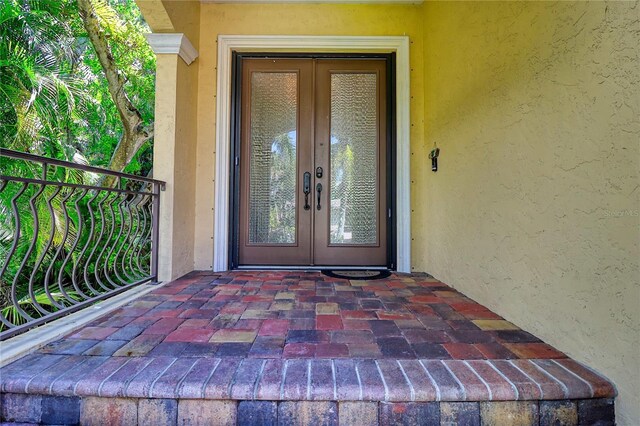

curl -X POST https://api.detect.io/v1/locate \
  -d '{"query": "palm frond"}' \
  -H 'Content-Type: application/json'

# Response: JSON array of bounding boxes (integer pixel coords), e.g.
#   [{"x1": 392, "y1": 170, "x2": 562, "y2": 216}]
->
[{"x1": 1, "y1": 289, "x2": 81, "y2": 327}]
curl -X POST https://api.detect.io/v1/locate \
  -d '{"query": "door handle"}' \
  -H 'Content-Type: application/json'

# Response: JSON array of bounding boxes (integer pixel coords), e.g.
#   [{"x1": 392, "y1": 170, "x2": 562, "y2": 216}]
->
[
  {"x1": 316, "y1": 183, "x2": 323, "y2": 211},
  {"x1": 303, "y1": 172, "x2": 311, "y2": 211}
]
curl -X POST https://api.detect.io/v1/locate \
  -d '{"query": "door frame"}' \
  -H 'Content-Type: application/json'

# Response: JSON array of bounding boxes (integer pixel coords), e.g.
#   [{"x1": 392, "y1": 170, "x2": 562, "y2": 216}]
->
[
  {"x1": 231, "y1": 55, "x2": 393, "y2": 268},
  {"x1": 214, "y1": 35, "x2": 411, "y2": 272}
]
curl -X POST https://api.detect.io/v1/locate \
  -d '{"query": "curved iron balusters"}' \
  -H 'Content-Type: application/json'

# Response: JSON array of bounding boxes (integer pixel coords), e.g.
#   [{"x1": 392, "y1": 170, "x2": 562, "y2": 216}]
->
[
  {"x1": 34, "y1": 186, "x2": 64, "y2": 310},
  {"x1": 86, "y1": 191, "x2": 111, "y2": 292},
  {"x1": 0, "y1": 149, "x2": 164, "y2": 340},
  {"x1": 113, "y1": 194, "x2": 133, "y2": 285},
  {"x1": 47, "y1": 187, "x2": 77, "y2": 305},
  {"x1": 23, "y1": 182, "x2": 49, "y2": 316},
  {"x1": 120, "y1": 195, "x2": 141, "y2": 282},
  {"x1": 102, "y1": 193, "x2": 123, "y2": 289},
  {"x1": 133, "y1": 195, "x2": 151, "y2": 278},
  {"x1": 66, "y1": 188, "x2": 91, "y2": 299},
  {"x1": 8, "y1": 183, "x2": 34, "y2": 323}
]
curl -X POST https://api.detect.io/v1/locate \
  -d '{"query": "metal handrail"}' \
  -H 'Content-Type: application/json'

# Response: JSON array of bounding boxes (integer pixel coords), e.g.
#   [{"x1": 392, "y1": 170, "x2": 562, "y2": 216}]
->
[
  {"x1": 0, "y1": 148, "x2": 165, "y2": 340},
  {"x1": 1, "y1": 149, "x2": 165, "y2": 185}
]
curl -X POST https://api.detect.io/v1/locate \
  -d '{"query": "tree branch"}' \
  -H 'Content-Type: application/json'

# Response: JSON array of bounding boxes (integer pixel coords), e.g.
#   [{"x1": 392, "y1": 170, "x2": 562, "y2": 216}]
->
[{"x1": 77, "y1": 0, "x2": 151, "y2": 176}]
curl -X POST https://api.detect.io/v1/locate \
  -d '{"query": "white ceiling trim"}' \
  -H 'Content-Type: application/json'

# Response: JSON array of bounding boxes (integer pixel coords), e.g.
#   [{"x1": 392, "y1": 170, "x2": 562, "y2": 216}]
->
[
  {"x1": 202, "y1": 0, "x2": 422, "y2": 3},
  {"x1": 145, "y1": 33, "x2": 199, "y2": 65}
]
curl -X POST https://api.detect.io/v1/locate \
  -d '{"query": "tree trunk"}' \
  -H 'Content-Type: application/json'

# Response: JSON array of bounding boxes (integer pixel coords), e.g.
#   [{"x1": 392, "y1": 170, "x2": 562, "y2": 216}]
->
[{"x1": 77, "y1": 0, "x2": 152, "y2": 183}]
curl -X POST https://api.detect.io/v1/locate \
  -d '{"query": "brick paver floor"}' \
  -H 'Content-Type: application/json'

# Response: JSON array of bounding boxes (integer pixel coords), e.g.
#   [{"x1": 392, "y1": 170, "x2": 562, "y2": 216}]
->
[
  {"x1": 46, "y1": 270, "x2": 565, "y2": 360},
  {"x1": 0, "y1": 271, "x2": 615, "y2": 404}
]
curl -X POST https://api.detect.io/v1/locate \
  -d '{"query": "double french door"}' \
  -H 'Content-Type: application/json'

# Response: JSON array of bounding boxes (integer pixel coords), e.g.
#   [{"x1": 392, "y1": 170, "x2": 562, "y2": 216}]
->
[{"x1": 236, "y1": 57, "x2": 389, "y2": 267}]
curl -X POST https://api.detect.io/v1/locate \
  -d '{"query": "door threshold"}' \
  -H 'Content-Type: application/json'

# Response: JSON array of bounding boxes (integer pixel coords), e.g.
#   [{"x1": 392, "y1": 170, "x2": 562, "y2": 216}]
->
[{"x1": 236, "y1": 265, "x2": 390, "y2": 271}]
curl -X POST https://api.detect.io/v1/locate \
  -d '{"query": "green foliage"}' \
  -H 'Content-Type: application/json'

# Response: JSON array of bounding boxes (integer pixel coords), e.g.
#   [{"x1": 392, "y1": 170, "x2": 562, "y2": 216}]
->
[
  {"x1": 0, "y1": 0, "x2": 81, "y2": 158},
  {"x1": 0, "y1": 0, "x2": 155, "y2": 332},
  {"x1": 0, "y1": 172, "x2": 154, "y2": 331},
  {"x1": 1, "y1": 288, "x2": 82, "y2": 327},
  {"x1": 72, "y1": 0, "x2": 156, "y2": 171},
  {"x1": 0, "y1": 0, "x2": 155, "y2": 172}
]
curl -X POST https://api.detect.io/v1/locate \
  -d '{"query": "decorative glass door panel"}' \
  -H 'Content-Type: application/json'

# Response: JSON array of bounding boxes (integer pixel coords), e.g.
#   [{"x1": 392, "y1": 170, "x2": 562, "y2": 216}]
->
[
  {"x1": 239, "y1": 59, "x2": 313, "y2": 265},
  {"x1": 248, "y1": 72, "x2": 298, "y2": 244},
  {"x1": 313, "y1": 60, "x2": 387, "y2": 265},
  {"x1": 238, "y1": 58, "x2": 387, "y2": 266},
  {"x1": 329, "y1": 73, "x2": 379, "y2": 245}
]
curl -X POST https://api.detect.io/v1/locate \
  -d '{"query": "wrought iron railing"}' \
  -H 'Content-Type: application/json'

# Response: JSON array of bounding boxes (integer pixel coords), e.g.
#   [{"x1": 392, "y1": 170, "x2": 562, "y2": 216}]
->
[{"x1": 0, "y1": 148, "x2": 165, "y2": 340}]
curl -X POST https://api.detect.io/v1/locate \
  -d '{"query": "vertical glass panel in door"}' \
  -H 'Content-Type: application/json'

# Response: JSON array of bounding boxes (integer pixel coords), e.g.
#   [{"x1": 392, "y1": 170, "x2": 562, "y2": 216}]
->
[
  {"x1": 249, "y1": 72, "x2": 298, "y2": 244},
  {"x1": 330, "y1": 73, "x2": 378, "y2": 245}
]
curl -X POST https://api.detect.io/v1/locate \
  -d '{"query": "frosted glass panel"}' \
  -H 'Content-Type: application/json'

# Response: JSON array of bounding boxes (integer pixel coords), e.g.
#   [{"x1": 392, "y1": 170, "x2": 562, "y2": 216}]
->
[
  {"x1": 329, "y1": 73, "x2": 378, "y2": 245},
  {"x1": 249, "y1": 72, "x2": 297, "y2": 244}
]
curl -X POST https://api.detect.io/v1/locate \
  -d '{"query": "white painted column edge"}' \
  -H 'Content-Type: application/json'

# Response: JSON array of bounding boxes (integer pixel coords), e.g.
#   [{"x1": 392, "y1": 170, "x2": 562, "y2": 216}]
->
[
  {"x1": 213, "y1": 35, "x2": 232, "y2": 272},
  {"x1": 395, "y1": 36, "x2": 412, "y2": 273}
]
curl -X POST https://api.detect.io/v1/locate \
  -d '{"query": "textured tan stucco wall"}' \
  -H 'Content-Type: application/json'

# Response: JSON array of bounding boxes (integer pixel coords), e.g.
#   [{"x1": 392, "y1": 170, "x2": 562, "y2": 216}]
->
[
  {"x1": 149, "y1": 2, "x2": 200, "y2": 281},
  {"x1": 153, "y1": 55, "x2": 200, "y2": 281},
  {"x1": 172, "y1": 57, "x2": 199, "y2": 279},
  {"x1": 193, "y1": 3, "x2": 425, "y2": 270},
  {"x1": 161, "y1": 0, "x2": 200, "y2": 46},
  {"x1": 136, "y1": 0, "x2": 174, "y2": 33},
  {"x1": 421, "y1": 2, "x2": 639, "y2": 423},
  {"x1": 151, "y1": 55, "x2": 177, "y2": 280}
]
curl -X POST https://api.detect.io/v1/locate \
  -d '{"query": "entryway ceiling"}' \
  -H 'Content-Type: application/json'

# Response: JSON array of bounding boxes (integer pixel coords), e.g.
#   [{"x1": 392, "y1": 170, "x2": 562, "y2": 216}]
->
[{"x1": 201, "y1": 0, "x2": 422, "y2": 4}]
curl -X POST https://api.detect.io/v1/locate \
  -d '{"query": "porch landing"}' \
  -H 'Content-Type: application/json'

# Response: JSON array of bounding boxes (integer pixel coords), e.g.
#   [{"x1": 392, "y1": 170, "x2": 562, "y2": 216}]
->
[{"x1": 0, "y1": 271, "x2": 615, "y2": 425}]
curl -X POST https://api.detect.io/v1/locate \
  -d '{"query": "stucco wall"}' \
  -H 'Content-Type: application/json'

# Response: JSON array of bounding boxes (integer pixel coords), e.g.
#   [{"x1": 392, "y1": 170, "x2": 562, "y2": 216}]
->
[
  {"x1": 148, "y1": 1, "x2": 200, "y2": 281},
  {"x1": 144, "y1": 1, "x2": 638, "y2": 422},
  {"x1": 153, "y1": 54, "x2": 200, "y2": 281},
  {"x1": 151, "y1": 55, "x2": 178, "y2": 280},
  {"x1": 421, "y1": 2, "x2": 639, "y2": 423},
  {"x1": 193, "y1": 3, "x2": 425, "y2": 270}
]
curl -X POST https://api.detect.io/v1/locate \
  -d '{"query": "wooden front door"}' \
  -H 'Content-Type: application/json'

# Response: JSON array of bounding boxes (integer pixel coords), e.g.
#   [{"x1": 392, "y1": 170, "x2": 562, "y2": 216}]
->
[{"x1": 238, "y1": 57, "x2": 388, "y2": 266}]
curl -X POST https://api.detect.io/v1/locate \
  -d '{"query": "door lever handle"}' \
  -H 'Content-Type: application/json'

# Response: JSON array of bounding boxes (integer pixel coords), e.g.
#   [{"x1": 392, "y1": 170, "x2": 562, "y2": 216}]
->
[
  {"x1": 303, "y1": 172, "x2": 311, "y2": 210},
  {"x1": 316, "y1": 183, "x2": 323, "y2": 211}
]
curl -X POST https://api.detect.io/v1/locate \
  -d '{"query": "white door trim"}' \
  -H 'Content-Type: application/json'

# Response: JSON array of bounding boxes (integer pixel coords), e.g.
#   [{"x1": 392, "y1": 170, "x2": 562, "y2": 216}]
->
[{"x1": 214, "y1": 35, "x2": 411, "y2": 272}]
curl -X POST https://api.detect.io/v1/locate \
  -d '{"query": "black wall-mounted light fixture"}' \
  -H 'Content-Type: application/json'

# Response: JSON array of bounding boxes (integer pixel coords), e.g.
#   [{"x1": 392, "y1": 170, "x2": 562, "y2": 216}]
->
[{"x1": 429, "y1": 144, "x2": 440, "y2": 172}]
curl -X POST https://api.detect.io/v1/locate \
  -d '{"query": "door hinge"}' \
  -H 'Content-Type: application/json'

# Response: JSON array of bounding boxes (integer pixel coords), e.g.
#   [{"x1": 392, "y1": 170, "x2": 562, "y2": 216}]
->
[
  {"x1": 235, "y1": 157, "x2": 239, "y2": 166},
  {"x1": 388, "y1": 208, "x2": 392, "y2": 218}
]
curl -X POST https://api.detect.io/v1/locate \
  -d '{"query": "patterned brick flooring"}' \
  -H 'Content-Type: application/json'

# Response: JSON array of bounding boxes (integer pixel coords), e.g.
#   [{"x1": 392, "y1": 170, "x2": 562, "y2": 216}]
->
[
  {"x1": 55, "y1": 270, "x2": 565, "y2": 361},
  {"x1": 0, "y1": 271, "x2": 616, "y2": 406}
]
